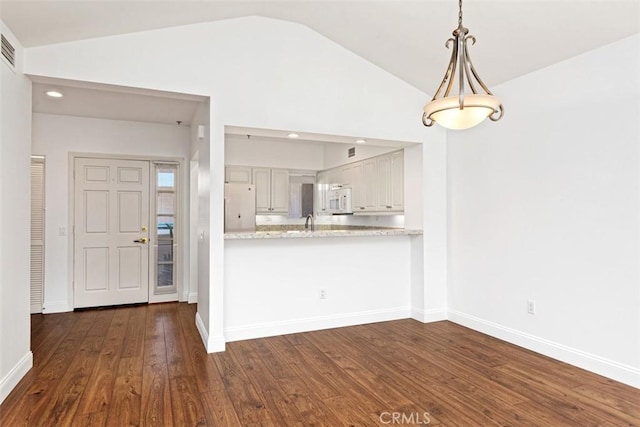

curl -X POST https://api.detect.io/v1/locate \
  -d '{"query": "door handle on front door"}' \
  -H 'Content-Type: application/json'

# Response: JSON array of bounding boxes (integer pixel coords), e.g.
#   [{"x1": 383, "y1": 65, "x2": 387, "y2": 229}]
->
[{"x1": 134, "y1": 237, "x2": 148, "y2": 244}]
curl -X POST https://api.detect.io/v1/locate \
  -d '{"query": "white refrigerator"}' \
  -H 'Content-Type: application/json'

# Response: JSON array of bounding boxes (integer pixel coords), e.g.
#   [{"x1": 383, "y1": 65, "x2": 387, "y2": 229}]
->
[{"x1": 224, "y1": 183, "x2": 256, "y2": 232}]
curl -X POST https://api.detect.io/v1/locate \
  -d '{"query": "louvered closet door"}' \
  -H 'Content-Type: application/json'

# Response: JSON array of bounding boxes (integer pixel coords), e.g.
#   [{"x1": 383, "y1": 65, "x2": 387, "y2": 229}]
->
[{"x1": 30, "y1": 158, "x2": 45, "y2": 314}]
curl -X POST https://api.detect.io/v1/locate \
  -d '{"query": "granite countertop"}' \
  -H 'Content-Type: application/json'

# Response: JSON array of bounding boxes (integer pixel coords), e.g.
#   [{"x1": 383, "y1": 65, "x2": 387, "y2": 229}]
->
[{"x1": 224, "y1": 228, "x2": 423, "y2": 240}]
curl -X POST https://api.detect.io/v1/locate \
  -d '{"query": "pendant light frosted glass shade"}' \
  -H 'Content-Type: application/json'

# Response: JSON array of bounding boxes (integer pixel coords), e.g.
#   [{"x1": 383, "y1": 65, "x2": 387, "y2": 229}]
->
[
  {"x1": 423, "y1": 94, "x2": 502, "y2": 130},
  {"x1": 422, "y1": 0, "x2": 503, "y2": 130}
]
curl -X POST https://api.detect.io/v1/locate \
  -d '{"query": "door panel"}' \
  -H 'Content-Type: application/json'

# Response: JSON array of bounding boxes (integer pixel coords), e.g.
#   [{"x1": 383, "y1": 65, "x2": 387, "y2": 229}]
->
[
  {"x1": 118, "y1": 247, "x2": 141, "y2": 288},
  {"x1": 74, "y1": 158, "x2": 150, "y2": 308},
  {"x1": 118, "y1": 192, "x2": 142, "y2": 232},
  {"x1": 84, "y1": 247, "x2": 108, "y2": 291},
  {"x1": 85, "y1": 191, "x2": 109, "y2": 233}
]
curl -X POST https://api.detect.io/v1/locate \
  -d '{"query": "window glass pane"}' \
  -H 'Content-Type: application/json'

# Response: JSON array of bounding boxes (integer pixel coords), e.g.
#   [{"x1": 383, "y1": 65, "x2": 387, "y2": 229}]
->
[
  {"x1": 155, "y1": 164, "x2": 178, "y2": 295},
  {"x1": 157, "y1": 216, "x2": 175, "y2": 238},
  {"x1": 157, "y1": 193, "x2": 175, "y2": 215},
  {"x1": 158, "y1": 241, "x2": 173, "y2": 263},
  {"x1": 157, "y1": 170, "x2": 175, "y2": 188},
  {"x1": 157, "y1": 264, "x2": 173, "y2": 287}
]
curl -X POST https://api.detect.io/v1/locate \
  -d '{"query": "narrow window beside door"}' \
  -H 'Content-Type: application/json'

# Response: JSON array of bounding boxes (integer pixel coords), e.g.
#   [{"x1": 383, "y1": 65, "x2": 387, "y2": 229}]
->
[{"x1": 154, "y1": 164, "x2": 178, "y2": 294}]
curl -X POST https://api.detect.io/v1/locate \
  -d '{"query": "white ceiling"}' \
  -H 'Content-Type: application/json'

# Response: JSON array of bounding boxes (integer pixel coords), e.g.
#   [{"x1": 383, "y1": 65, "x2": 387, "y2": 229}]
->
[
  {"x1": 3, "y1": 0, "x2": 640, "y2": 132},
  {"x1": 2, "y1": 0, "x2": 639, "y2": 92},
  {"x1": 31, "y1": 77, "x2": 207, "y2": 125}
]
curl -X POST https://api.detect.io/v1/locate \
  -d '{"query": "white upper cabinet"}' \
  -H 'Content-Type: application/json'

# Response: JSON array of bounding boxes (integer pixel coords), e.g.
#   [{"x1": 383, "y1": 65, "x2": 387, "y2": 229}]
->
[
  {"x1": 270, "y1": 169, "x2": 290, "y2": 213},
  {"x1": 253, "y1": 167, "x2": 289, "y2": 214},
  {"x1": 362, "y1": 158, "x2": 378, "y2": 212},
  {"x1": 376, "y1": 154, "x2": 392, "y2": 210},
  {"x1": 345, "y1": 162, "x2": 364, "y2": 211},
  {"x1": 390, "y1": 150, "x2": 404, "y2": 211},
  {"x1": 225, "y1": 165, "x2": 252, "y2": 183},
  {"x1": 375, "y1": 151, "x2": 404, "y2": 212},
  {"x1": 319, "y1": 149, "x2": 403, "y2": 215},
  {"x1": 316, "y1": 170, "x2": 329, "y2": 215}
]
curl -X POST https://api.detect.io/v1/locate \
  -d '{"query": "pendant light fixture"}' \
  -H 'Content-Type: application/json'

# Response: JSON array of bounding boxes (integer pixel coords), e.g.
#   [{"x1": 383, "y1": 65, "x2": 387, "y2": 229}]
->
[{"x1": 422, "y1": 0, "x2": 503, "y2": 130}]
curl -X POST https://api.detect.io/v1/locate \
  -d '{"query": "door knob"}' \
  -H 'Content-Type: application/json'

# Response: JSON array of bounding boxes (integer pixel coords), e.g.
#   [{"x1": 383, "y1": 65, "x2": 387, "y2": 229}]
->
[{"x1": 134, "y1": 237, "x2": 148, "y2": 244}]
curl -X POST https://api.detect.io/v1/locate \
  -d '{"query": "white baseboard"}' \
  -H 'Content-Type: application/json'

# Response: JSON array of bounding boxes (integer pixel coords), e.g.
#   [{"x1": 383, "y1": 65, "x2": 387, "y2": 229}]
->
[
  {"x1": 207, "y1": 335, "x2": 226, "y2": 353},
  {"x1": 411, "y1": 307, "x2": 447, "y2": 323},
  {"x1": 42, "y1": 300, "x2": 70, "y2": 313},
  {"x1": 195, "y1": 311, "x2": 209, "y2": 348},
  {"x1": 224, "y1": 306, "x2": 411, "y2": 343},
  {"x1": 0, "y1": 351, "x2": 33, "y2": 404},
  {"x1": 195, "y1": 311, "x2": 225, "y2": 353},
  {"x1": 447, "y1": 310, "x2": 640, "y2": 389},
  {"x1": 187, "y1": 292, "x2": 198, "y2": 304},
  {"x1": 149, "y1": 293, "x2": 179, "y2": 304}
]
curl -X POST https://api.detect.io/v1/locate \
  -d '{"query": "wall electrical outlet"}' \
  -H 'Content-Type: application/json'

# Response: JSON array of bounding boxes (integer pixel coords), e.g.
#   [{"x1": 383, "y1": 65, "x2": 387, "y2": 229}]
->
[
  {"x1": 319, "y1": 289, "x2": 326, "y2": 299},
  {"x1": 527, "y1": 299, "x2": 536, "y2": 315}
]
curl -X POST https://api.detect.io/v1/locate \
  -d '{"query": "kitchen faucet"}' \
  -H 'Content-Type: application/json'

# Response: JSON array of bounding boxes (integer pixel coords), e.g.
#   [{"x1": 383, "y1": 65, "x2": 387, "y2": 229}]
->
[{"x1": 304, "y1": 214, "x2": 315, "y2": 231}]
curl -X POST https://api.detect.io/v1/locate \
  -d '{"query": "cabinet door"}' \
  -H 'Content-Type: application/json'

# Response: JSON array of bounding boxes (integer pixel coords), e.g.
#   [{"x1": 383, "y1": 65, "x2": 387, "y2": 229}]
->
[
  {"x1": 270, "y1": 168, "x2": 290, "y2": 214},
  {"x1": 316, "y1": 171, "x2": 329, "y2": 215},
  {"x1": 225, "y1": 166, "x2": 252, "y2": 183},
  {"x1": 376, "y1": 154, "x2": 392, "y2": 210},
  {"x1": 327, "y1": 168, "x2": 343, "y2": 188},
  {"x1": 362, "y1": 158, "x2": 378, "y2": 211},
  {"x1": 347, "y1": 162, "x2": 364, "y2": 210},
  {"x1": 390, "y1": 151, "x2": 404, "y2": 211},
  {"x1": 252, "y1": 167, "x2": 271, "y2": 213}
]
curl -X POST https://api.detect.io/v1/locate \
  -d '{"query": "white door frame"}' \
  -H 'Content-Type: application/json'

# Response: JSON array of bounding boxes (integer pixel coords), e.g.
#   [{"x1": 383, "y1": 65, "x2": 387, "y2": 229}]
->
[{"x1": 68, "y1": 152, "x2": 186, "y2": 309}]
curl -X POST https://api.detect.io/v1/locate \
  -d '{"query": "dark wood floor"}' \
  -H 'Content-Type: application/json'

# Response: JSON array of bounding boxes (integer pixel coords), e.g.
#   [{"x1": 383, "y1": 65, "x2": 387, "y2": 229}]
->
[{"x1": 1, "y1": 303, "x2": 638, "y2": 426}]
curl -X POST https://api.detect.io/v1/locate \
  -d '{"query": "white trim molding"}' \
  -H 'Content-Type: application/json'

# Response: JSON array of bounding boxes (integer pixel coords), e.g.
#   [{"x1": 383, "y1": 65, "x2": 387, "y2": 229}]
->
[
  {"x1": 411, "y1": 307, "x2": 447, "y2": 323},
  {"x1": 42, "y1": 300, "x2": 70, "y2": 314},
  {"x1": 0, "y1": 351, "x2": 33, "y2": 404},
  {"x1": 448, "y1": 310, "x2": 640, "y2": 389},
  {"x1": 224, "y1": 306, "x2": 411, "y2": 343},
  {"x1": 187, "y1": 292, "x2": 198, "y2": 304},
  {"x1": 195, "y1": 311, "x2": 225, "y2": 353}
]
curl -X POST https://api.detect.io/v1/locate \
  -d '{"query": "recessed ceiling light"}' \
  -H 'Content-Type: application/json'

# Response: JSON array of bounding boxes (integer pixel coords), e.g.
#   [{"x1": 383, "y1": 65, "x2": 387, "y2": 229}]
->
[
  {"x1": 355, "y1": 139, "x2": 367, "y2": 144},
  {"x1": 45, "y1": 90, "x2": 63, "y2": 98},
  {"x1": 287, "y1": 133, "x2": 299, "y2": 138}
]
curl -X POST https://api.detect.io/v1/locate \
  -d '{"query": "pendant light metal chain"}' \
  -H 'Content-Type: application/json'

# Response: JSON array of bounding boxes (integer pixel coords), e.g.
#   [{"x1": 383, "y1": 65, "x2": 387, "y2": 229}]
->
[{"x1": 458, "y1": 0, "x2": 463, "y2": 26}]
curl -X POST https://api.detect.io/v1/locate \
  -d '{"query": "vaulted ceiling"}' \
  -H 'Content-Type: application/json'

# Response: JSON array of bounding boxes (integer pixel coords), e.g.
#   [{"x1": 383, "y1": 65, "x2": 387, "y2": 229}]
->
[
  {"x1": 2, "y1": 0, "x2": 639, "y2": 94},
  {"x1": 2, "y1": 1, "x2": 639, "y2": 131}
]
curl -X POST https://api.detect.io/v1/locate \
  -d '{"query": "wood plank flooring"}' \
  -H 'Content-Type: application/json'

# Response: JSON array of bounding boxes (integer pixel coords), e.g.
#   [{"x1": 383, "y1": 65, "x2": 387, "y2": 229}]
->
[{"x1": 1, "y1": 303, "x2": 638, "y2": 426}]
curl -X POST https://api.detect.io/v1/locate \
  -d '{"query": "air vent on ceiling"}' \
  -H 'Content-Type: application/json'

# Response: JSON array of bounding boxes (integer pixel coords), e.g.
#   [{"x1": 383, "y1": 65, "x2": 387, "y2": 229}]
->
[
  {"x1": 1, "y1": 34, "x2": 16, "y2": 68},
  {"x1": 348, "y1": 147, "x2": 356, "y2": 158}
]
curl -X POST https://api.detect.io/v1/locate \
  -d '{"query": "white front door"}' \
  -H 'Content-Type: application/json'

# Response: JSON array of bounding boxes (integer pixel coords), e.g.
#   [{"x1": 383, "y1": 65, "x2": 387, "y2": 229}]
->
[{"x1": 73, "y1": 158, "x2": 150, "y2": 308}]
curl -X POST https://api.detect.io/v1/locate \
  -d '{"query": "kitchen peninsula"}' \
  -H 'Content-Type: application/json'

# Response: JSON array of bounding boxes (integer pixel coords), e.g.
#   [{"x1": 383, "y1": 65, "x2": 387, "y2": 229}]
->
[{"x1": 222, "y1": 132, "x2": 428, "y2": 345}]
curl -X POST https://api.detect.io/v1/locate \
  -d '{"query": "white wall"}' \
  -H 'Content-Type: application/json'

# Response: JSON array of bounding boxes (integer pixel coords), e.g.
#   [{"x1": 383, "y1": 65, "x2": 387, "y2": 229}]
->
[
  {"x1": 22, "y1": 17, "x2": 438, "y2": 355},
  {"x1": 0, "y1": 21, "x2": 33, "y2": 404},
  {"x1": 225, "y1": 134, "x2": 324, "y2": 170},
  {"x1": 25, "y1": 17, "x2": 426, "y2": 143},
  {"x1": 447, "y1": 34, "x2": 640, "y2": 387},
  {"x1": 31, "y1": 113, "x2": 191, "y2": 312},
  {"x1": 189, "y1": 101, "x2": 216, "y2": 348},
  {"x1": 323, "y1": 143, "x2": 398, "y2": 170},
  {"x1": 224, "y1": 236, "x2": 412, "y2": 340},
  {"x1": 404, "y1": 135, "x2": 449, "y2": 323}
]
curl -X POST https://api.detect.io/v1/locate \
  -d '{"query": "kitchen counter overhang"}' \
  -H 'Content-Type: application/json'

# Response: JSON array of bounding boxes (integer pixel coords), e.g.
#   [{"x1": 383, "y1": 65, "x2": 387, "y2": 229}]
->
[{"x1": 224, "y1": 228, "x2": 423, "y2": 239}]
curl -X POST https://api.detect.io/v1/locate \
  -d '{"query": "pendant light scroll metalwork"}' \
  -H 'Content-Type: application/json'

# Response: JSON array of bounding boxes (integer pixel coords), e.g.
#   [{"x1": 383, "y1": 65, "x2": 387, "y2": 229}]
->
[{"x1": 422, "y1": 0, "x2": 503, "y2": 130}]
